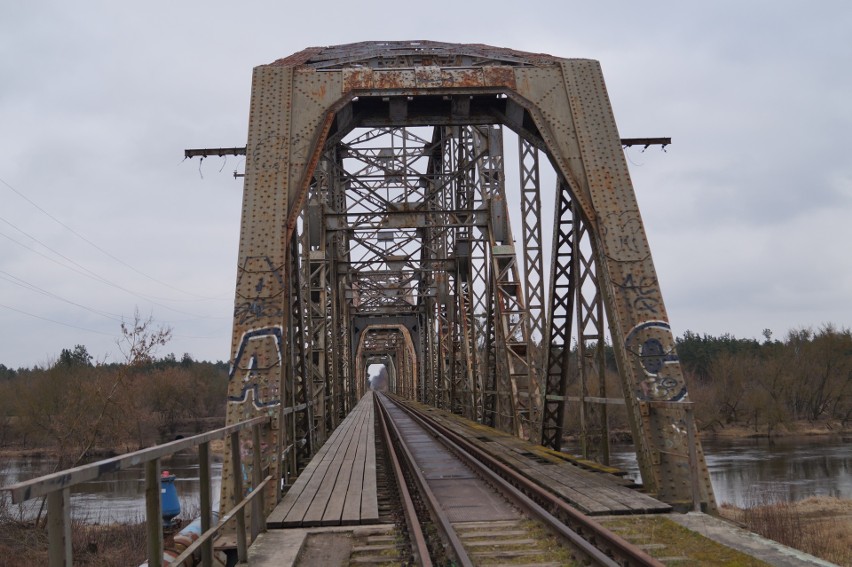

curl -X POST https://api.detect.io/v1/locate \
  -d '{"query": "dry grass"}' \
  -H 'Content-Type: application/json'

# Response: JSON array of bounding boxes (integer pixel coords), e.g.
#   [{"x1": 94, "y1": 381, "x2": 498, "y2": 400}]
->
[
  {"x1": 0, "y1": 518, "x2": 147, "y2": 567},
  {"x1": 0, "y1": 485, "x2": 147, "y2": 567},
  {"x1": 720, "y1": 495, "x2": 852, "y2": 566}
]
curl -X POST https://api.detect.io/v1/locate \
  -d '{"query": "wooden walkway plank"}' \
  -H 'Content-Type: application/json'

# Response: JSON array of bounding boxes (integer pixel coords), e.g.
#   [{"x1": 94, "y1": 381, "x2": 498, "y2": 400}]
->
[
  {"x1": 302, "y1": 422, "x2": 360, "y2": 525},
  {"x1": 271, "y1": 412, "x2": 357, "y2": 526},
  {"x1": 359, "y1": 395, "x2": 379, "y2": 523},
  {"x1": 266, "y1": 434, "x2": 338, "y2": 527},
  {"x1": 267, "y1": 391, "x2": 379, "y2": 528},
  {"x1": 341, "y1": 394, "x2": 372, "y2": 524},
  {"x1": 279, "y1": 435, "x2": 350, "y2": 525},
  {"x1": 467, "y1": 425, "x2": 657, "y2": 513},
  {"x1": 321, "y1": 401, "x2": 369, "y2": 524}
]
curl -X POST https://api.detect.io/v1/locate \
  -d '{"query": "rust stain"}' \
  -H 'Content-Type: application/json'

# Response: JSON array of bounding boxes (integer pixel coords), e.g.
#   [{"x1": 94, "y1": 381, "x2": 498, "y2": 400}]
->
[
  {"x1": 483, "y1": 66, "x2": 517, "y2": 89},
  {"x1": 414, "y1": 66, "x2": 442, "y2": 88},
  {"x1": 442, "y1": 68, "x2": 482, "y2": 87},
  {"x1": 343, "y1": 68, "x2": 373, "y2": 91},
  {"x1": 373, "y1": 70, "x2": 416, "y2": 90},
  {"x1": 312, "y1": 83, "x2": 327, "y2": 99}
]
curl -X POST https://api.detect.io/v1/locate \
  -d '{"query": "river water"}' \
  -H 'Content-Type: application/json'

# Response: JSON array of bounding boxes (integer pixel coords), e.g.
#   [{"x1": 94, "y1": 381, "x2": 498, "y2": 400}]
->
[
  {"x1": 0, "y1": 452, "x2": 222, "y2": 523},
  {"x1": 2, "y1": 436, "x2": 850, "y2": 522},
  {"x1": 607, "y1": 435, "x2": 852, "y2": 507}
]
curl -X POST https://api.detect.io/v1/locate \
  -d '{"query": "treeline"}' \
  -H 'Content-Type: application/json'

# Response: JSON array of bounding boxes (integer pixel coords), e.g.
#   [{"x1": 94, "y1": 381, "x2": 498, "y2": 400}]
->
[
  {"x1": 679, "y1": 325, "x2": 852, "y2": 433},
  {"x1": 0, "y1": 344, "x2": 228, "y2": 466},
  {"x1": 560, "y1": 325, "x2": 852, "y2": 437},
  {"x1": 2, "y1": 322, "x2": 850, "y2": 462}
]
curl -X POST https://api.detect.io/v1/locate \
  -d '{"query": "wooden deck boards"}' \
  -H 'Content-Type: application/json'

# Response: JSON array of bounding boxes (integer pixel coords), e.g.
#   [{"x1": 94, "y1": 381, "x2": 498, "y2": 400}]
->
[
  {"x1": 410, "y1": 401, "x2": 672, "y2": 516},
  {"x1": 267, "y1": 391, "x2": 380, "y2": 528},
  {"x1": 267, "y1": 390, "x2": 668, "y2": 530}
]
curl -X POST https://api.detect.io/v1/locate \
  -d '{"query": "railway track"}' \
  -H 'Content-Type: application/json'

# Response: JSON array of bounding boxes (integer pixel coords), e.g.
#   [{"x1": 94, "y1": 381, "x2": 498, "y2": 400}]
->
[{"x1": 375, "y1": 392, "x2": 664, "y2": 567}]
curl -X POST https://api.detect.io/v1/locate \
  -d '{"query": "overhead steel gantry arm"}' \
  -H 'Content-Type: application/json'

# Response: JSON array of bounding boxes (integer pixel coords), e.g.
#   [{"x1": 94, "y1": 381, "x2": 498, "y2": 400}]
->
[{"x1": 184, "y1": 137, "x2": 671, "y2": 162}]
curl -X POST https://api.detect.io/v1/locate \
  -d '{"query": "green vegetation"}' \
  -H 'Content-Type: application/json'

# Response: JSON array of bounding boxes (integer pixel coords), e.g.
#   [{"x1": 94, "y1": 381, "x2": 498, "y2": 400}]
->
[{"x1": 598, "y1": 515, "x2": 772, "y2": 566}]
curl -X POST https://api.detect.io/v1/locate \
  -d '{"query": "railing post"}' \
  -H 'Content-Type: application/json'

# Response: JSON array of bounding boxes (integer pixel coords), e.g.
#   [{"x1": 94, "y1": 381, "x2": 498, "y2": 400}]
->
[
  {"x1": 199, "y1": 441, "x2": 213, "y2": 567},
  {"x1": 230, "y1": 431, "x2": 248, "y2": 563},
  {"x1": 145, "y1": 458, "x2": 164, "y2": 567},
  {"x1": 251, "y1": 423, "x2": 264, "y2": 541},
  {"x1": 47, "y1": 488, "x2": 72, "y2": 567}
]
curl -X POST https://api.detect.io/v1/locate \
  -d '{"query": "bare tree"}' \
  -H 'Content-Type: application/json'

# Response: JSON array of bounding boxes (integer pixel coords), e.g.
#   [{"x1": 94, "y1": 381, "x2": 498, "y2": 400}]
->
[{"x1": 118, "y1": 307, "x2": 173, "y2": 366}]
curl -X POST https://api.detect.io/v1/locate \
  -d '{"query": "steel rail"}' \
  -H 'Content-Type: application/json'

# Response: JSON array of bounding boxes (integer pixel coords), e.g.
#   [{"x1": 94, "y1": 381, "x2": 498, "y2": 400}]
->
[
  {"x1": 375, "y1": 394, "x2": 474, "y2": 567},
  {"x1": 375, "y1": 393, "x2": 433, "y2": 567},
  {"x1": 387, "y1": 394, "x2": 665, "y2": 567}
]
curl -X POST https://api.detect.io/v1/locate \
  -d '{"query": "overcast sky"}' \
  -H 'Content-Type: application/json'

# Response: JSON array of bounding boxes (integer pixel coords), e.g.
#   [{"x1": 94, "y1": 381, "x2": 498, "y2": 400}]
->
[{"x1": 1, "y1": 1, "x2": 850, "y2": 368}]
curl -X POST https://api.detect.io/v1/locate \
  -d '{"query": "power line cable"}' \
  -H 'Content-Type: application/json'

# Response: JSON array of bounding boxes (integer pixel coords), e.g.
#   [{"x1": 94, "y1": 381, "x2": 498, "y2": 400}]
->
[
  {"x1": 0, "y1": 269, "x2": 126, "y2": 322},
  {"x1": 0, "y1": 301, "x2": 117, "y2": 337},
  {"x1": 1, "y1": 269, "x2": 228, "y2": 344},
  {"x1": 0, "y1": 175, "x2": 227, "y2": 300},
  {"x1": 0, "y1": 227, "x2": 226, "y2": 320}
]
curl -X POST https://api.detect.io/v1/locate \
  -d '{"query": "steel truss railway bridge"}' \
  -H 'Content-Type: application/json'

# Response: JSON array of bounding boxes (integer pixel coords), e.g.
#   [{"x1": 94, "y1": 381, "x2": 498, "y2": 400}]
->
[
  {"x1": 18, "y1": 41, "x2": 832, "y2": 567},
  {"x1": 215, "y1": 40, "x2": 715, "y2": 517}
]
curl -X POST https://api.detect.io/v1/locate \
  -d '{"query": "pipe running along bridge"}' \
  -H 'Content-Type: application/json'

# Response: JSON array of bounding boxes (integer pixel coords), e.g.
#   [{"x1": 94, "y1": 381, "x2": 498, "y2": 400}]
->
[{"x1": 217, "y1": 39, "x2": 715, "y2": 523}]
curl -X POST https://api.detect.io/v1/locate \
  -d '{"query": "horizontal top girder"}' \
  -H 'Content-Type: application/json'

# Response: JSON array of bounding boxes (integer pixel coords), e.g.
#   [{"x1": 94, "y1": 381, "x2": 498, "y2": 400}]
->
[{"x1": 268, "y1": 41, "x2": 565, "y2": 70}]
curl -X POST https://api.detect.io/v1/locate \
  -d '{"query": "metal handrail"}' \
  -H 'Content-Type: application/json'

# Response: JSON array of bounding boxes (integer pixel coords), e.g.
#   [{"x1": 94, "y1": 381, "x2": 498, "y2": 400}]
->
[
  {"x1": 169, "y1": 474, "x2": 272, "y2": 566},
  {"x1": 3, "y1": 415, "x2": 268, "y2": 502},
  {"x1": 1, "y1": 415, "x2": 272, "y2": 567}
]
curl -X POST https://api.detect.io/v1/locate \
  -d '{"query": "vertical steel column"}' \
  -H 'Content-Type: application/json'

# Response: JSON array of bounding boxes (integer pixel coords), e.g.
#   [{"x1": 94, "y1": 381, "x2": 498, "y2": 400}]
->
[
  {"x1": 467, "y1": 127, "x2": 491, "y2": 424},
  {"x1": 518, "y1": 138, "x2": 546, "y2": 441},
  {"x1": 287, "y1": 236, "x2": 313, "y2": 463},
  {"x1": 421, "y1": 128, "x2": 447, "y2": 408},
  {"x1": 474, "y1": 125, "x2": 535, "y2": 439},
  {"x1": 482, "y1": 270, "x2": 497, "y2": 427},
  {"x1": 437, "y1": 130, "x2": 455, "y2": 410},
  {"x1": 456, "y1": 273, "x2": 477, "y2": 419},
  {"x1": 328, "y1": 150, "x2": 347, "y2": 422},
  {"x1": 573, "y1": 207, "x2": 610, "y2": 464},
  {"x1": 303, "y1": 193, "x2": 330, "y2": 445},
  {"x1": 454, "y1": 126, "x2": 481, "y2": 420},
  {"x1": 541, "y1": 181, "x2": 576, "y2": 449}
]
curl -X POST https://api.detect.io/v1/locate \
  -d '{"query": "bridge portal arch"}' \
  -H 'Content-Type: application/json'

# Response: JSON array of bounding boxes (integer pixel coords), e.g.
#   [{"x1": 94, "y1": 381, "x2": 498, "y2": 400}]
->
[{"x1": 221, "y1": 42, "x2": 715, "y2": 514}]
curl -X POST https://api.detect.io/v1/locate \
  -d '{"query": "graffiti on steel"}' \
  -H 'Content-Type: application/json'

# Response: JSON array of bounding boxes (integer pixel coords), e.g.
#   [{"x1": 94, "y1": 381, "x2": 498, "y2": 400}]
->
[
  {"x1": 624, "y1": 320, "x2": 685, "y2": 401},
  {"x1": 227, "y1": 326, "x2": 283, "y2": 408}
]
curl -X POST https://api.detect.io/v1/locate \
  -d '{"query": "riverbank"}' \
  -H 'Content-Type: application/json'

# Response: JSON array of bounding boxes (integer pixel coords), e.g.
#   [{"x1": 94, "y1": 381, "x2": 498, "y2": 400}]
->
[
  {"x1": 563, "y1": 419, "x2": 852, "y2": 446},
  {"x1": 699, "y1": 419, "x2": 851, "y2": 440},
  {"x1": 719, "y1": 496, "x2": 852, "y2": 566},
  {"x1": 6, "y1": 419, "x2": 847, "y2": 460}
]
